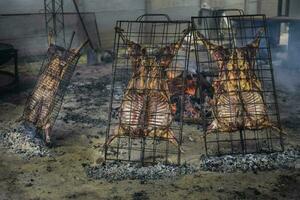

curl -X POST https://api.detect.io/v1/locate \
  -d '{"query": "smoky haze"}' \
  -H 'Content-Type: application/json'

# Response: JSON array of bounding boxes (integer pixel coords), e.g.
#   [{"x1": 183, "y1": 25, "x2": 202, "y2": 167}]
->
[{"x1": 273, "y1": 48, "x2": 300, "y2": 92}]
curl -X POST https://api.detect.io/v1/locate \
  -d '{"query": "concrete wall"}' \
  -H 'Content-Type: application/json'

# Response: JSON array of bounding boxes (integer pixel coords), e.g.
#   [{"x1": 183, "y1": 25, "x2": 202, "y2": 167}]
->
[
  {"x1": 289, "y1": 0, "x2": 300, "y2": 17},
  {"x1": 146, "y1": 0, "x2": 199, "y2": 20},
  {"x1": 77, "y1": 0, "x2": 145, "y2": 49},
  {"x1": 0, "y1": 0, "x2": 146, "y2": 56},
  {"x1": 205, "y1": 0, "x2": 279, "y2": 16},
  {"x1": 0, "y1": 0, "x2": 281, "y2": 57},
  {"x1": 221, "y1": 0, "x2": 245, "y2": 11},
  {"x1": 260, "y1": 0, "x2": 278, "y2": 17}
]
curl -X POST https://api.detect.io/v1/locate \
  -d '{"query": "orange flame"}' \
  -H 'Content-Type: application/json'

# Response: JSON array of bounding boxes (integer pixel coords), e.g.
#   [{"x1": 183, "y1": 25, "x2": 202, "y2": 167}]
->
[{"x1": 185, "y1": 79, "x2": 196, "y2": 96}]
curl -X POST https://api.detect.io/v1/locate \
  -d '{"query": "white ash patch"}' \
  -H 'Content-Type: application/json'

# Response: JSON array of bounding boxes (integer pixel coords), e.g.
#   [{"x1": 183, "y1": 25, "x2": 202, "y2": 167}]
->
[
  {"x1": 200, "y1": 148, "x2": 300, "y2": 173},
  {"x1": 0, "y1": 124, "x2": 50, "y2": 159},
  {"x1": 85, "y1": 162, "x2": 197, "y2": 182}
]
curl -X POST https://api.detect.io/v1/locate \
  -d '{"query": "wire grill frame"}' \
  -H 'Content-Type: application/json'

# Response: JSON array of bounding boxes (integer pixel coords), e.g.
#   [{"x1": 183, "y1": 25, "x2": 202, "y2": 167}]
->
[
  {"x1": 23, "y1": 44, "x2": 81, "y2": 134},
  {"x1": 105, "y1": 16, "x2": 191, "y2": 165},
  {"x1": 191, "y1": 14, "x2": 284, "y2": 156}
]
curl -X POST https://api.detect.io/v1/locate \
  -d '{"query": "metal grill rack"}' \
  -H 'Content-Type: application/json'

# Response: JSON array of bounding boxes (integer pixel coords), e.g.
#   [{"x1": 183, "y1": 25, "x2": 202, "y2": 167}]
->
[
  {"x1": 105, "y1": 14, "x2": 191, "y2": 165},
  {"x1": 191, "y1": 14, "x2": 284, "y2": 156},
  {"x1": 23, "y1": 34, "x2": 87, "y2": 141}
]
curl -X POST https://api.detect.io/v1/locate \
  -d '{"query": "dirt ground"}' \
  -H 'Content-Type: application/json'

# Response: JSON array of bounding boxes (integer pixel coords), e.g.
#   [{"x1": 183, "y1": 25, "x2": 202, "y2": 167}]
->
[{"x1": 0, "y1": 60, "x2": 299, "y2": 200}]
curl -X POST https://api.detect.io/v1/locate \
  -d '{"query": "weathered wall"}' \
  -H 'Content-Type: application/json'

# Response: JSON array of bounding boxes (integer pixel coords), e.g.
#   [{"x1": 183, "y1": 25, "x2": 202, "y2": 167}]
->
[
  {"x1": 221, "y1": 0, "x2": 245, "y2": 11},
  {"x1": 289, "y1": 0, "x2": 300, "y2": 17},
  {"x1": 77, "y1": 0, "x2": 145, "y2": 49},
  {"x1": 0, "y1": 0, "x2": 146, "y2": 56},
  {"x1": 260, "y1": 0, "x2": 278, "y2": 17},
  {"x1": 146, "y1": 0, "x2": 199, "y2": 20},
  {"x1": 0, "y1": 0, "x2": 282, "y2": 57},
  {"x1": 204, "y1": 0, "x2": 279, "y2": 16},
  {"x1": 0, "y1": 0, "x2": 199, "y2": 56}
]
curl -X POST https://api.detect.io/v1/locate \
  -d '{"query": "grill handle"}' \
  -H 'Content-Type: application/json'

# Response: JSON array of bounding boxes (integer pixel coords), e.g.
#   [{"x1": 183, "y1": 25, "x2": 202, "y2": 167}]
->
[{"x1": 136, "y1": 14, "x2": 171, "y2": 21}]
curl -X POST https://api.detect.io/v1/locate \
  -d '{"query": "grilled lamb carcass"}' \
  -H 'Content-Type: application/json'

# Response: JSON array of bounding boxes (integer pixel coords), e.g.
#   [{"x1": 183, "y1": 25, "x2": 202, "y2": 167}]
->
[
  {"x1": 23, "y1": 48, "x2": 79, "y2": 144},
  {"x1": 105, "y1": 27, "x2": 189, "y2": 148},
  {"x1": 195, "y1": 30, "x2": 281, "y2": 133}
]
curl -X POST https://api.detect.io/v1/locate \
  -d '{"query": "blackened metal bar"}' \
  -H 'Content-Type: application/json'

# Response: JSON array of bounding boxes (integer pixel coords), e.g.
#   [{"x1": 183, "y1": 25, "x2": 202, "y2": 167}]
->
[
  {"x1": 195, "y1": 12, "x2": 209, "y2": 156},
  {"x1": 128, "y1": 136, "x2": 132, "y2": 161},
  {"x1": 152, "y1": 136, "x2": 157, "y2": 164},
  {"x1": 67, "y1": 31, "x2": 75, "y2": 51},
  {"x1": 141, "y1": 137, "x2": 146, "y2": 166},
  {"x1": 267, "y1": 128, "x2": 274, "y2": 151},
  {"x1": 165, "y1": 139, "x2": 169, "y2": 165},
  {"x1": 14, "y1": 50, "x2": 19, "y2": 82},
  {"x1": 72, "y1": 0, "x2": 94, "y2": 50},
  {"x1": 239, "y1": 130, "x2": 245, "y2": 154},
  {"x1": 104, "y1": 21, "x2": 121, "y2": 162},
  {"x1": 116, "y1": 136, "x2": 121, "y2": 160},
  {"x1": 136, "y1": 14, "x2": 171, "y2": 22},
  {"x1": 216, "y1": 132, "x2": 220, "y2": 155},
  {"x1": 178, "y1": 22, "x2": 191, "y2": 164},
  {"x1": 229, "y1": 132, "x2": 234, "y2": 154},
  {"x1": 244, "y1": 130, "x2": 248, "y2": 154},
  {"x1": 94, "y1": 18, "x2": 102, "y2": 49},
  {"x1": 285, "y1": 0, "x2": 290, "y2": 17}
]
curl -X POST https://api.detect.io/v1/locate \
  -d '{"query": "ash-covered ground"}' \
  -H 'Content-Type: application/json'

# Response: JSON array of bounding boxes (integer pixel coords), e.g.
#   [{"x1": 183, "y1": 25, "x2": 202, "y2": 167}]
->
[
  {"x1": 0, "y1": 59, "x2": 299, "y2": 200},
  {"x1": 0, "y1": 123, "x2": 50, "y2": 158}
]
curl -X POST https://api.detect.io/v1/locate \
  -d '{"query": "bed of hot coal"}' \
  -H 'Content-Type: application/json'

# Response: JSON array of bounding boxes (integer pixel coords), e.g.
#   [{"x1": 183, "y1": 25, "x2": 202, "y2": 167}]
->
[
  {"x1": 200, "y1": 148, "x2": 299, "y2": 173},
  {"x1": 85, "y1": 148, "x2": 299, "y2": 181},
  {"x1": 85, "y1": 162, "x2": 197, "y2": 182},
  {"x1": 0, "y1": 124, "x2": 50, "y2": 159}
]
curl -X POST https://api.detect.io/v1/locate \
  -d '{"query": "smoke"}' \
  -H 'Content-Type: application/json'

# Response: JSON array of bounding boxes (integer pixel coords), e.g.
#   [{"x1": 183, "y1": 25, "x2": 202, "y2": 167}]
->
[{"x1": 272, "y1": 50, "x2": 300, "y2": 92}]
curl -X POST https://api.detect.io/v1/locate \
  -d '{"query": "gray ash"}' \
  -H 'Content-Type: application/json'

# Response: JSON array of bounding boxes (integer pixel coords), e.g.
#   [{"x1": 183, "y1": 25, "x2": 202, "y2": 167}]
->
[
  {"x1": 200, "y1": 149, "x2": 300, "y2": 173},
  {"x1": 0, "y1": 124, "x2": 50, "y2": 159},
  {"x1": 86, "y1": 149, "x2": 299, "y2": 181},
  {"x1": 85, "y1": 162, "x2": 197, "y2": 182}
]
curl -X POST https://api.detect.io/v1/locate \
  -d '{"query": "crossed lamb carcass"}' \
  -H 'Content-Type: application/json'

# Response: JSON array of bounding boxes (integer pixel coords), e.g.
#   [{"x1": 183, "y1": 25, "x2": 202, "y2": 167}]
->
[
  {"x1": 105, "y1": 27, "x2": 189, "y2": 148},
  {"x1": 195, "y1": 30, "x2": 282, "y2": 134}
]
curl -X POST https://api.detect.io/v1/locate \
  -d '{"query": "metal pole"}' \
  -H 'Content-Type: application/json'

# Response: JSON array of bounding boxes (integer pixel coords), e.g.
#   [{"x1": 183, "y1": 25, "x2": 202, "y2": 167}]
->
[
  {"x1": 72, "y1": 0, "x2": 94, "y2": 50},
  {"x1": 44, "y1": 0, "x2": 66, "y2": 47}
]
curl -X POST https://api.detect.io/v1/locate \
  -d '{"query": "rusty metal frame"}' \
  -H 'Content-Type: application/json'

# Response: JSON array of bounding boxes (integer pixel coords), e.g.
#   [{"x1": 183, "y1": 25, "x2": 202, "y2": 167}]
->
[
  {"x1": 192, "y1": 14, "x2": 284, "y2": 156},
  {"x1": 105, "y1": 14, "x2": 191, "y2": 165}
]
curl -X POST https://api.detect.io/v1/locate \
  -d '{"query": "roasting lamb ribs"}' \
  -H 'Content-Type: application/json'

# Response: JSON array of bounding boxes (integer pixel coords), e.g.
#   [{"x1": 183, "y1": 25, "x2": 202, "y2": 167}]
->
[
  {"x1": 23, "y1": 41, "x2": 86, "y2": 144},
  {"x1": 105, "y1": 27, "x2": 189, "y2": 148},
  {"x1": 195, "y1": 30, "x2": 281, "y2": 134}
]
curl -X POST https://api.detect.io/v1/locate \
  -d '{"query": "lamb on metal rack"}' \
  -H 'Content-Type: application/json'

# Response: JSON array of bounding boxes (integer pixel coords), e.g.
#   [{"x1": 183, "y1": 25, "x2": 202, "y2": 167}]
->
[
  {"x1": 23, "y1": 36, "x2": 87, "y2": 145},
  {"x1": 105, "y1": 27, "x2": 189, "y2": 149},
  {"x1": 195, "y1": 30, "x2": 282, "y2": 134}
]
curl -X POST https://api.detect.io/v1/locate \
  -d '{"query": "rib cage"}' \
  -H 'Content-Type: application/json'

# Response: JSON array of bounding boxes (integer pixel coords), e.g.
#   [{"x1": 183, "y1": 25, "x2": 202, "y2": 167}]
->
[
  {"x1": 196, "y1": 31, "x2": 277, "y2": 133},
  {"x1": 23, "y1": 47, "x2": 79, "y2": 130},
  {"x1": 106, "y1": 27, "x2": 188, "y2": 146},
  {"x1": 119, "y1": 90, "x2": 172, "y2": 134}
]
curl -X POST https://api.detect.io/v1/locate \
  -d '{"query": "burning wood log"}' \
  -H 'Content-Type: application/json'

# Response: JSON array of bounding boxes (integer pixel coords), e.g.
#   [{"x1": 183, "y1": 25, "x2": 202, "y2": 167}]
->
[
  {"x1": 105, "y1": 27, "x2": 189, "y2": 148},
  {"x1": 195, "y1": 30, "x2": 282, "y2": 133},
  {"x1": 167, "y1": 72, "x2": 202, "y2": 121}
]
